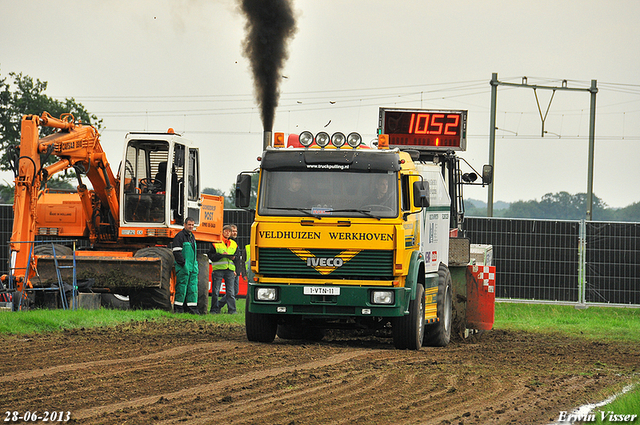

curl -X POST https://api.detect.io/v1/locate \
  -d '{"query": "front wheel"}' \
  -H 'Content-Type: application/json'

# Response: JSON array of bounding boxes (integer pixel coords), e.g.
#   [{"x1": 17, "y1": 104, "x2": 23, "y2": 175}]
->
[
  {"x1": 392, "y1": 284, "x2": 425, "y2": 350},
  {"x1": 245, "y1": 309, "x2": 277, "y2": 342},
  {"x1": 129, "y1": 247, "x2": 174, "y2": 311},
  {"x1": 424, "y1": 264, "x2": 453, "y2": 347}
]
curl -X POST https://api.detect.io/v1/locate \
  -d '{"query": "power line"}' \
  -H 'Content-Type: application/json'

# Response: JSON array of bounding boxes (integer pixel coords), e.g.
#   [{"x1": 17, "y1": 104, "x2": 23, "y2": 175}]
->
[
  {"x1": 53, "y1": 79, "x2": 490, "y2": 101},
  {"x1": 51, "y1": 78, "x2": 640, "y2": 138},
  {"x1": 98, "y1": 127, "x2": 640, "y2": 141}
]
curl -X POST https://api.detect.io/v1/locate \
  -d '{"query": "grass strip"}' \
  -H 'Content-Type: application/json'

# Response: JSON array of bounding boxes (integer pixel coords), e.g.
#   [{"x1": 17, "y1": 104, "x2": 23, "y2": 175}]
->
[{"x1": 494, "y1": 303, "x2": 640, "y2": 343}]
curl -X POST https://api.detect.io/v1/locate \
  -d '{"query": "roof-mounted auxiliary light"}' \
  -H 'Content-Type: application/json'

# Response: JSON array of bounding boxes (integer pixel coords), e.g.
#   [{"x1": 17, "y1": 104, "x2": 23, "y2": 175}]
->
[
  {"x1": 331, "y1": 132, "x2": 346, "y2": 147},
  {"x1": 315, "y1": 131, "x2": 330, "y2": 147},
  {"x1": 347, "y1": 132, "x2": 362, "y2": 148},
  {"x1": 299, "y1": 131, "x2": 314, "y2": 147}
]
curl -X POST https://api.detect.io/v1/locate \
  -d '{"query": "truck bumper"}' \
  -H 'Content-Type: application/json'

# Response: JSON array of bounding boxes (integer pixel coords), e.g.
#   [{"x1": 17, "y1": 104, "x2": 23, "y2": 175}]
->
[{"x1": 247, "y1": 282, "x2": 410, "y2": 318}]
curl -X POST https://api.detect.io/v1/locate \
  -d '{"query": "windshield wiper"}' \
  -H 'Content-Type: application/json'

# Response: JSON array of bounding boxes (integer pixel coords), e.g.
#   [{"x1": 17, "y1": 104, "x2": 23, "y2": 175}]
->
[
  {"x1": 331, "y1": 209, "x2": 382, "y2": 220},
  {"x1": 266, "y1": 206, "x2": 321, "y2": 219}
]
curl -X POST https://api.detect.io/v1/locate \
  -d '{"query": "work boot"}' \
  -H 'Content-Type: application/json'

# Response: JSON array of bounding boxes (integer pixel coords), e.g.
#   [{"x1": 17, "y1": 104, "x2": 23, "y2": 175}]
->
[
  {"x1": 187, "y1": 306, "x2": 200, "y2": 315},
  {"x1": 174, "y1": 304, "x2": 184, "y2": 314}
]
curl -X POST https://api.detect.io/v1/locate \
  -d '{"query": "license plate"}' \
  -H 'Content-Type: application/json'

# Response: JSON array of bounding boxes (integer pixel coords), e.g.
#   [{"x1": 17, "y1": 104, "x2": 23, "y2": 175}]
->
[{"x1": 303, "y1": 286, "x2": 341, "y2": 296}]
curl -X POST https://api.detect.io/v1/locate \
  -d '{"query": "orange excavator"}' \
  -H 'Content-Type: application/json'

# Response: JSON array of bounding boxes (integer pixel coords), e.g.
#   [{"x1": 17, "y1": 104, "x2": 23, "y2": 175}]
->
[{"x1": 1, "y1": 112, "x2": 223, "y2": 311}]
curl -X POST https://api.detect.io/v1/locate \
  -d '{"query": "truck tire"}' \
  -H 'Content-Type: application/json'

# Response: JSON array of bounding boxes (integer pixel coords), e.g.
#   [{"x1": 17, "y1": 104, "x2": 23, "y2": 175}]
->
[
  {"x1": 245, "y1": 310, "x2": 277, "y2": 342},
  {"x1": 197, "y1": 254, "x2": 209, "y2": 314},
  {"x1": 392, "y1": 283, "x2": 425, "y2": 350},
  {"x1": 100, "y1": 293, "x2": 130, "y2": 310},
  {"x1": 33, "y1": 244, "x2": 73, "y2": 256},
  {"x1": 423, "y1": 264, "x2": 453, "y2": 347},
  {"x1": 129, "y1": 247, "x2": 173, "y2": 311}
]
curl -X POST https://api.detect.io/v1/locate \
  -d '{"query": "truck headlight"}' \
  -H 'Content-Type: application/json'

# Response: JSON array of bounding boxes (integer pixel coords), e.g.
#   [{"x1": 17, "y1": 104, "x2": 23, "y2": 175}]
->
[
  {"x1": 371, "y1": 290, "x2": 394, "y2": 305},
  {"x1": 255, "y1": 287, "x2": 278, "y2": 301}
]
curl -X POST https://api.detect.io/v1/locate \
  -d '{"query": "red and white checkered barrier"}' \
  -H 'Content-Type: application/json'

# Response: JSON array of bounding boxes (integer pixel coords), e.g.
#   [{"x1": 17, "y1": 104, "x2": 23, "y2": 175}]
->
[{"x1": 471, "y1": 265, "x2": 495, "y2": 294}]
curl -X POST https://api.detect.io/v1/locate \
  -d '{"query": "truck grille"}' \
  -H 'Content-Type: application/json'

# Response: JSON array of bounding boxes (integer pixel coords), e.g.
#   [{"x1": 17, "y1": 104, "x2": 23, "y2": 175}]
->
[{"x1": 258, "y1": 248, "x2": 394, "y2": 280}]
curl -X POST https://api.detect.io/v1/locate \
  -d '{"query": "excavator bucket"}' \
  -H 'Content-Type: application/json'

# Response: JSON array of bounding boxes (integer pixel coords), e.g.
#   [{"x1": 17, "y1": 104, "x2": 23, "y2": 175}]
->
[{"x1": 34, "y1": 255, "x2": 163, "y2": 289}]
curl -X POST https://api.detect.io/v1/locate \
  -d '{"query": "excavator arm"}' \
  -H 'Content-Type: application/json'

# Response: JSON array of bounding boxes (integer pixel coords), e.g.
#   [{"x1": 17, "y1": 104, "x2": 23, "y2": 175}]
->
[{"x1": 7, "y1": 112, "x2": 120, "y2": 294}]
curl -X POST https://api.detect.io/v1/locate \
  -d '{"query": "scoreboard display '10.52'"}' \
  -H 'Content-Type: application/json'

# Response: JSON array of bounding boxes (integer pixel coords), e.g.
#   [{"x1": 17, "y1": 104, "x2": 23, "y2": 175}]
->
[{"x1": 378, "y1": 108, "x2": 467, "y2": 151}]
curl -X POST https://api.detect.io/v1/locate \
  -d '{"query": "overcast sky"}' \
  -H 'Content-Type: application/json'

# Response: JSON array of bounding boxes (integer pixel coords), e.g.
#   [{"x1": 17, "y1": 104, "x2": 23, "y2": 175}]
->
[{"x1": 2, "y1": 0, "x2": 640, "y2": 209}]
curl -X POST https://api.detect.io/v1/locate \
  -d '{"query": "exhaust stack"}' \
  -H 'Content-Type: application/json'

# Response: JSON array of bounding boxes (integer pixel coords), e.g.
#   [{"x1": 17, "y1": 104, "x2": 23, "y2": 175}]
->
[{"x1": 263, "y1": 130, "x2": 272, "y2": 150}]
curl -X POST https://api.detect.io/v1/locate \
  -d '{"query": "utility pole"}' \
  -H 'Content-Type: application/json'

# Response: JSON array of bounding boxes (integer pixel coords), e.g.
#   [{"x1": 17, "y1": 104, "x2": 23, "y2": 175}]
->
[
  {"x1": 487, "y1": 73, "x2": 498, "y2": 218},
  {"x1": 487, "y1": 73, "x2": 597, "y2": 220}
]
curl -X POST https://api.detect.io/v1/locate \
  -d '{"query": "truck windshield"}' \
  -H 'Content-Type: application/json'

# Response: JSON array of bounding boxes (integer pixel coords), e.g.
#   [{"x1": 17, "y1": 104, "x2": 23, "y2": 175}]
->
[{"x1": 258, "y1": 170, "x2": 398, "y2": 218}]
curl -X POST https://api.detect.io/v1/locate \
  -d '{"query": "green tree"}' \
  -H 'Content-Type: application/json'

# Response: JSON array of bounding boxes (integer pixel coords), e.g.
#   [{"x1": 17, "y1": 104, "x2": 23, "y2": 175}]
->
[
  {"x1": 612, "y1": 202, "x2": 640, "y2": 222},
  {"x1": 0, "y1": 70, "x2": 102, "y2": 181},
  {"x1": 0, "y1": 184, "x2": 13, "y2": 203},
  {"x1": 202, "y1": 187, "x2": 235, "y2": 209},
  {"x1": 500, "y1": 191, "x2": 617, "y2": 220},
  {"x1": 505, "y1": 199, "x2": 545, "y2": 219},
  {"x1": 202, "y1": 187, "x2": 225, "y2": 197}
]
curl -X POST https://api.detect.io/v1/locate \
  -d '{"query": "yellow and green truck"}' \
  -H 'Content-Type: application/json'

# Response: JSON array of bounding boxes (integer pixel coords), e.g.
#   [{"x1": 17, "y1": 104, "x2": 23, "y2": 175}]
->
[{"x1": 236, "y1": 108, "x2": 494, "y2": 349}]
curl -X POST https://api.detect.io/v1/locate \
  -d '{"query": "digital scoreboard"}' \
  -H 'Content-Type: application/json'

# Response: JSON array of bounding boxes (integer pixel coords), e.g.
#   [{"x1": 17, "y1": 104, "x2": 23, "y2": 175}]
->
[{"x1": 378, "y1": 108, "x2": 467, "y2": 151}]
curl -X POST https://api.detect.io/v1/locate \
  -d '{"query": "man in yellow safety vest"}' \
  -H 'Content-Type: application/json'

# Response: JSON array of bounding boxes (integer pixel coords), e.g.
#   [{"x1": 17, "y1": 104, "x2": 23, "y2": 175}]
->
[{"x1": 208, "y1": 224, "x2": 237, "y2": 314}]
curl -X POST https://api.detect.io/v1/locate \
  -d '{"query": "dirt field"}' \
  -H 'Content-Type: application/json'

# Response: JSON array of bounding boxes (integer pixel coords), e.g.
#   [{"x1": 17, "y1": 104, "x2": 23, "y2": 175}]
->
[{"x1": 1, "y1": 319, "x2": 638, "y2": 425}]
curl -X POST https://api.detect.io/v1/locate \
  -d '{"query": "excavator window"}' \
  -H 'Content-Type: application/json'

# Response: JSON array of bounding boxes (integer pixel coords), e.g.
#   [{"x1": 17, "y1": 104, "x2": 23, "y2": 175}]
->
[
  {"x1": 187, "y1": 148, "x2": 199, "y2": 201},
  {"x1": 123, "y1": 140, "x2": 170, "y2": 223},
  {"x1": 172, "y1": 144, "x2": 186, "y2": 225}
]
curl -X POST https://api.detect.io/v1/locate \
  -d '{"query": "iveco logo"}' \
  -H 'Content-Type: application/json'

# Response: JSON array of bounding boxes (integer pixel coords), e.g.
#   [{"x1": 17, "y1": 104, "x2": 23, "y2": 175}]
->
[
  {"x1": 306, "y1": 257, "x2": 344, "y2": 268},
  {"x1": 291, "y1": 249, "x2": 359, "y2": 275}
]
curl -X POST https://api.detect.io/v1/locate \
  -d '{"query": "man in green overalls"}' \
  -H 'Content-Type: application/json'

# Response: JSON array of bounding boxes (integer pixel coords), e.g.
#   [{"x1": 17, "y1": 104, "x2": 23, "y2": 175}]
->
[{"x1": 172, "y1": 217, "x2": 199, "y2": 314}]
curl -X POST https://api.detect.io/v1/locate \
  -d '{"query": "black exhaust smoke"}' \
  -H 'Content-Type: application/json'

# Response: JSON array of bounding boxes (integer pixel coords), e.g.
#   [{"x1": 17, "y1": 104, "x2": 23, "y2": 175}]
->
[{"x1": 240, "y1": 0, "x2": 296, "y2": 148}]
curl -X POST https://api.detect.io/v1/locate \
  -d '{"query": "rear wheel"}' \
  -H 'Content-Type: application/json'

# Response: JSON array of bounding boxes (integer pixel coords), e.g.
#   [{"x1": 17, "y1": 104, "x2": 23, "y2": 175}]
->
[
  {"x1": 245, "y1": 310, "x2": 277, "y2": 342},
  {"x1": 424, "y1": 264, "x2": 453, "y2": 347},
  {"x1": 392, "y1": 284, "x2": 425, "y2": 350},
  {"x1": 129, "y1": 247, "x2": 173, "y2": 311}
]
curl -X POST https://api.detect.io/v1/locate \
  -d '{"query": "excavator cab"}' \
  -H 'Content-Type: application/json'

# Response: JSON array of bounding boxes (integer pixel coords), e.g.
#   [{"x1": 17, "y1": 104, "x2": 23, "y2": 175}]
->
[{"x1": 120, "y1": 131, "x2": 200, "y2": 227}]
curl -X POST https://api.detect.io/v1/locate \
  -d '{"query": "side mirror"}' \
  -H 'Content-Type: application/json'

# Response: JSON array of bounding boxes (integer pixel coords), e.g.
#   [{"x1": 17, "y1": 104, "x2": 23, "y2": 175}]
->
[
  {"x1": 482, "y1": 165, "x2": 493, "y2": 185},
  {"x1": 413, "y1": 180, "x2": 430, "y2": 208},
  {"x1": 235, "y1": 173, "x2": 252, "y2": 208}
]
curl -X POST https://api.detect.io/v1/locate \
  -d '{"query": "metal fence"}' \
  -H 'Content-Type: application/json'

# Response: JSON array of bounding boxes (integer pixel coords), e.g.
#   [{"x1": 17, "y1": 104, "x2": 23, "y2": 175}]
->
[
  {"x1": 466, "y1": 217, "x2": 640, "y2": 307},
  {"x1": 1, "y1": 205, "x2": 637, "y2": 307},
  {"x1": 222, "y1": 209, "x2": 254, "y2": 250},
  {"x1": 583, "y1": 221, "x2": 640, "y2": 305}
]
